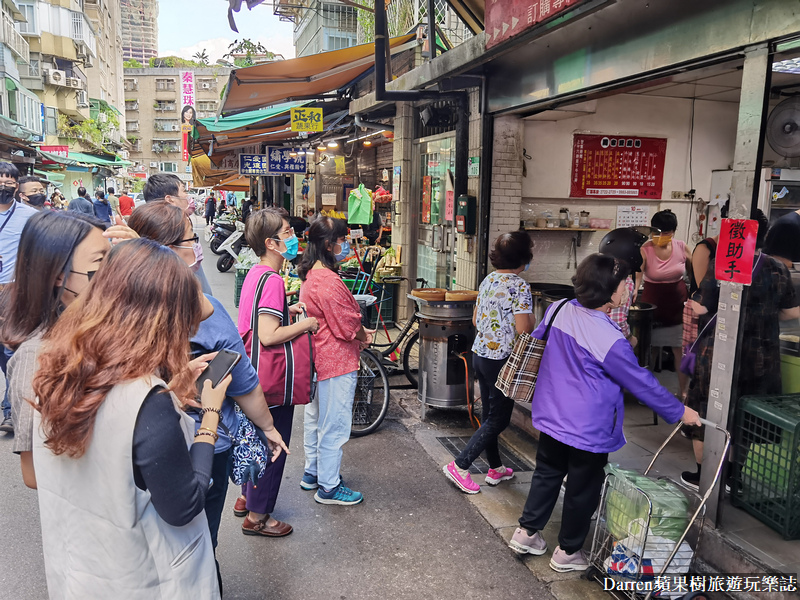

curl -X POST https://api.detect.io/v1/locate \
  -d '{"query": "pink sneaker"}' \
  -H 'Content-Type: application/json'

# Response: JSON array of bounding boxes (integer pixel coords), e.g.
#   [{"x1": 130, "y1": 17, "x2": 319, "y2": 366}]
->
[
  {"x1": 443, "y1": 461, "x2": 480, "y2": 494},
  {"x1": 509, "y1": 527, "x2": 547, "y2": 555},
  {"x1": 486, "y1": 466, "x2": 515, "y2": 486},
  {"x1": 549, "y1": 546, "x2": 589, "y2": 572}
]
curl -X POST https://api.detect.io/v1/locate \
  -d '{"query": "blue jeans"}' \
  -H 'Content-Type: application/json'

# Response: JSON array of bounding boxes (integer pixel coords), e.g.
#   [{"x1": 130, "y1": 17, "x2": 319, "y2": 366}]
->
[
  {"x1": 304, "y1": 371, "x2": 357, "y2": 491},
  {"x1": 0, "y1": 346, "x2": 13, "y2": 419}
]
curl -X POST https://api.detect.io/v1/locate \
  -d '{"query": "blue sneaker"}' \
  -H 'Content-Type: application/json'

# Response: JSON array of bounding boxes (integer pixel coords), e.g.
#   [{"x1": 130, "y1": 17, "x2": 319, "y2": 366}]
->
[
  {"x1": 300, "y1": 472, "x2": 318, "y2": 490},
  {"x1": 314, "y1": 483, "x2": 363, "y2": 506}
]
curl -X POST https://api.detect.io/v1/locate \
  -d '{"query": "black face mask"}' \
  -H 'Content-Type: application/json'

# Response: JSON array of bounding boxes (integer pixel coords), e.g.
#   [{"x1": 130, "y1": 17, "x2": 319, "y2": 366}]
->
[
  {"x1": 24, "y1": 193, "x2": 47, "y2": 207},
  {"x1": 0, "y1": 186, "x2": 15, "y2": 204}
]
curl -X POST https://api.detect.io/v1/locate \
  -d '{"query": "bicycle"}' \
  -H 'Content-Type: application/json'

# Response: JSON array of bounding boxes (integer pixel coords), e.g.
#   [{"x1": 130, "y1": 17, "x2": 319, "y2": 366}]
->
[
  {"x1": 350, "y1": 348, "x2": 390, "y2": 437},
  {"x1": 365, "y1": 276, "x2": 427, "y2": 388}
]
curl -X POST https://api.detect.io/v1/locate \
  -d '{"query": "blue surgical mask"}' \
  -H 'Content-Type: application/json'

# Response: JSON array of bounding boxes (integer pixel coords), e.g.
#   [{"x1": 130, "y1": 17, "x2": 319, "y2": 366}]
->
[
  {"x1": 523, "y1": 262, "x2": 530, "y2": 272},
  {"x1": 335, "y1": 240, "x2": 350, "y2": 262},
  {"x1": 277, "y1": 234, "x2": 299, "y2": 261}
]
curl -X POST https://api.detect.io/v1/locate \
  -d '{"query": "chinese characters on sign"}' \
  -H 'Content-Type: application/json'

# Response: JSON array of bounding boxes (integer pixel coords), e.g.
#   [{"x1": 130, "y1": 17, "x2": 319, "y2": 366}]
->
[
  {"x1": 41, "y1": 146, "x2": 68, "y2": 164},
  {"x1": 570, "y1": 134, "x2": 667, "y2": 199},
  {"x1": 290, "y1": 107, "x2": 323, "y2": 132},
  {"x1": 715, "y1": 218, "x2": 758, "y2": 285},
  {"x1": 239, "y1": 149, "x2": 307, "y2": 175},
  {"x1": 179, "y1": 71, "x2": 196, "y2": 162},
  {"x1": 422, "y1": 176, "x2": 432, "y2": 224},
  {"x1": 486, "y1": 0, "x2": 587, "y2": 49}
]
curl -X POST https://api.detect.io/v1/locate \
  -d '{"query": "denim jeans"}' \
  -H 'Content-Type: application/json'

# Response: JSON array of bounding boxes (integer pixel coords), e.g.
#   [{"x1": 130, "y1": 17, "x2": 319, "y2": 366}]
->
[
  {"x1": 454, "y1": 355, "x2": 515, "y2": 471},
  {"x1": 304, "y1": 370, "x2": 357, "y2": 491},
  {"x1": 0, "y1": 346, "x2": 13, "y2": 419}
]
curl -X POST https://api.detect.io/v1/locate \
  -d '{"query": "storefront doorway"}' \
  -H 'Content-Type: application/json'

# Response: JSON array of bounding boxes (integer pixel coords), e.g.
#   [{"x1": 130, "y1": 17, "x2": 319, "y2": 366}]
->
[{"x1": 413, "y1": 133, "x2": 456, "y2": 288}]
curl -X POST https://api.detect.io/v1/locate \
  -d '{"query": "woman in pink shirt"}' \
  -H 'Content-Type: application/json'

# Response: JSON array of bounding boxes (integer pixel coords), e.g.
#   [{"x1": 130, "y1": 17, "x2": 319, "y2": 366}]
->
[
  {"x1": 640, "y1": 210, "x2": 692, "y2": 396},
  {"x1": 297, "y1": 217, "x2": 374, "y2": 506}
]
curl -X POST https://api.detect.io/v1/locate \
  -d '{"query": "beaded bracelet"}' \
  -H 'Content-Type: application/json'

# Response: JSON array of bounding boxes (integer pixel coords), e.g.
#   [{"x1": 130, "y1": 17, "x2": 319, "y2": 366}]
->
[
  {"x1": 195, "y1": 428, "x2": 218, "y2": 442},
  {"x1": 201, "y1": 407, "x2": 223, "y2": 418}
]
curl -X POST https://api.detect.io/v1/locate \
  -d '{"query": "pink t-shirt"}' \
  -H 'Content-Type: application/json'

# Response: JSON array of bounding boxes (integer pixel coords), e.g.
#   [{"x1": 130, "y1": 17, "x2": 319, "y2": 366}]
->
[
  {"x1": 299, "y1": 268, "x2": 362, "y2": 381},
  {"x1": 642, "y1": 239, "x2": 687, "y2": 284},
  {"x1": 237, "y1": 265, "x2": 286, "y2": 336}
]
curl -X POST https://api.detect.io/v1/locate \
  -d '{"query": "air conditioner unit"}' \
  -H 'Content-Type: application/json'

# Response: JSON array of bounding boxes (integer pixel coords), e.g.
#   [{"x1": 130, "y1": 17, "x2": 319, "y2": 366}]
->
[
  {"x1": 76, "y1": 91, "x2": 89, "y2": 108},
  {"x1": 149, "y1": 161, "x2": 158, "y2": 168},
  {"x1": 171, "y1": 124, "x2": 179, "y2": 131},
  {"x1": 47, "y1": 69, "x2": 67, "y2": 86},
  {"x1": 201, "y1": 82, "x2": 211, "y2": 89},
  {"x1": 67, "y1": 78, "x2": 83, "y2": 90}
]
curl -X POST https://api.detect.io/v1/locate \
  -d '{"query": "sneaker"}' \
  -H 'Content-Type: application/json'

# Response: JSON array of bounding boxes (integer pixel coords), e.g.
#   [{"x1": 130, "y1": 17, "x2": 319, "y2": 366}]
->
[
  {"x1": 549, "y1": 546, "x2": 589, "y2": 572},
  {"x1": 509, "y1": 527, "x2": 547, "y2": 555},
  {"x1": 486, "y1": 466, "x2": 515, "y2": 486},
  {"x1": 681, "y1": 470, "x2": 700, "y2": 492},
  {"x1": 314, "y1": 483, "x2": 363, "y2": 506},
  {"x1": 233, "y1": 496, "x2": 247, "y2": 517},
  {"x1": 0, "y1": 416, "x2": 12, "y2": 433},
  {"x1": 443, "y1": 461, "x2": 480, "y2": 494},
  {"x1": 300, "y1": 472, "x2": 319, "y2": 491}
]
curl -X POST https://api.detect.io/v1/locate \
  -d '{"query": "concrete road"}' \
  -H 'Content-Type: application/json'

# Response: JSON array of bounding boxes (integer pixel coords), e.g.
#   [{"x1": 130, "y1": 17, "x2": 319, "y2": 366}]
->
[{"x1": 0, "y1": 222, "x2": 554, "y2": 600}]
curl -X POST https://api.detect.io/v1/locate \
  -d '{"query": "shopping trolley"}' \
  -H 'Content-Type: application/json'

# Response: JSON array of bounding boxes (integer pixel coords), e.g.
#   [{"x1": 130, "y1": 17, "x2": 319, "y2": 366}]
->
[{"x1": 585, "y1": 418, "x2": 731, "y2": 600}]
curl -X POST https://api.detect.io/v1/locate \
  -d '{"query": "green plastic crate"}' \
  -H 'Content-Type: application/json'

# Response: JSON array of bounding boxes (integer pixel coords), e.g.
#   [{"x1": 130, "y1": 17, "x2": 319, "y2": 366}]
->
[
  {"x1": 234, "y1": 268, "x2": 248, "y2": 308},
  {"x1": 732, "y1": 394, "x2": 800, "y2": 539}
]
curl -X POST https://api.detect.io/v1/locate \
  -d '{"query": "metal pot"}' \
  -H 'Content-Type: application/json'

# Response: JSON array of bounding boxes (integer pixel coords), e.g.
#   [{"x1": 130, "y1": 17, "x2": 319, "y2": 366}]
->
[
  {"x1": 628, "y1": 302, "x2": 656, "y2": 367},
  {"x1": 531, "y1": 283, "x2": 573, "y2": 325}
]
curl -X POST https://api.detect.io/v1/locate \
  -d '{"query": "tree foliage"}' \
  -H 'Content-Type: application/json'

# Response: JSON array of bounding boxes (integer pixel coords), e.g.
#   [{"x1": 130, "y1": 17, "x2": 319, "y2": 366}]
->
[
  {"x1": 193, "y1": 49, "x2": 210, "y2": 65},
  {"x1": 57, "y1": 105, "x2": 121, "y2": 152},
  {"x1": 222, "y1": 39, "x2": 279, "y2": 67},
  {"x1": 148, "y1": 56, "x2": 205, "y2": 68},
  {"x1": 357, "y1": 0, "x2": 417, "y2": 44},
  {"x1": 123, "y1": 58, "x2": 142, "y2": 68}
]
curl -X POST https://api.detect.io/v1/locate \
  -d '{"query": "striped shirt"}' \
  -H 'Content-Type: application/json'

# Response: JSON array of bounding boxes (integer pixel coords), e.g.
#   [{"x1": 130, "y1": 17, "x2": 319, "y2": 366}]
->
[{"x1": 8, "y1": 332, "x2": 43, "y2": 454}]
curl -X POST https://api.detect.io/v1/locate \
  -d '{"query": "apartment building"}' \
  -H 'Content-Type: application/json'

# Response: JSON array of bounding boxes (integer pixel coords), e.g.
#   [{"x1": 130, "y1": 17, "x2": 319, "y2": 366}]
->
[
  {"x1": 0, "y1": 1, "x2": 42, "y2": 143},
  {"x1": 123, "y1": 66, "x2": 231, "y2": 181},
  {"x1": 84, "y1": 0, "x2": 124, "y2": 115},
  {"x1": 120, "y1": 0, "x2": 157, "y2": 63}
]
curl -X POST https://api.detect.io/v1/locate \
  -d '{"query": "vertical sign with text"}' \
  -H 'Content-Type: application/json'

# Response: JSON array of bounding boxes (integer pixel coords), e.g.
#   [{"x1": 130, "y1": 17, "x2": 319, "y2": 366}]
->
[
  {"x1": 180, "y1": 71, "x2": 196, "y2": 161},
  {"x1": 715, "y1": 219, "x2": 758, "y2": 285}
]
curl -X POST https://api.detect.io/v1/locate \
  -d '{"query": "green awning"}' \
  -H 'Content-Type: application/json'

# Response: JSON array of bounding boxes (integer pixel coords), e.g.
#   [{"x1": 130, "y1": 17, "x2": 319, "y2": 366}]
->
[
  {"x1": 38, "y1": 149, "x2": 132, "y2": 168},
  {"x1": 34, "y1": 169, "x2": 65, "y2": 184},
  {"x1": 197, "y1": 101, "x2": 309, "y2": 133},
  {"x1": 91, "y1": 98, "x2": 124, "y2": 117},
  {"x1": 5, "y1": 78, "x2": 17, "y2": 91}
]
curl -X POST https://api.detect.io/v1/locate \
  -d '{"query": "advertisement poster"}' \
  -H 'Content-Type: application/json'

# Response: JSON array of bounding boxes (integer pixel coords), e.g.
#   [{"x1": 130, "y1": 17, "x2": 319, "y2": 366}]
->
[
  {"x1": 422, "y1": 176, "x2": 432, "y2": 224},
  {"x1": 715, "y1": 219, "x2": 758, "y2": 285},
  {"x1": 570, "y1": 134, "x2": 667, "y2": 199},
  {"x1": 392, "y1": 166, "x2": 400, "y2": 200},
  {"x1": 180, "y1": 71, "x2": 196, "y2": 161},
  {"x1": 486, "y1": 0, "x2": 585, "y2": 49}
]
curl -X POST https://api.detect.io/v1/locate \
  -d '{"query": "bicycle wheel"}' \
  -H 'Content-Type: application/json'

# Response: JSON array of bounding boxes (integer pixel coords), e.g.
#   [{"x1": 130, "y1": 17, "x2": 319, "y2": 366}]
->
[
  {"x1": 402, "y1": 331, "x2": 420, "y2": 388},
  {"x1": 351, "y1": 348, "x2": 390, "y2": 437}
]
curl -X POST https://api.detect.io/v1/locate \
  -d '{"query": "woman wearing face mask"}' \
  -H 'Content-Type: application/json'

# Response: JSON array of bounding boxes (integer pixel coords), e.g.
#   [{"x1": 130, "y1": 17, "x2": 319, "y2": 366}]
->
[
  {"x1": 128, "y1": 202, "x2": 288, "y2": 588},
  {"x1": 639, "y1": 210, "x2": 692, "y2": 397},
  {"x1": 32, "y1": 239, "x2": 227, "y2": 598},
  {"x1": 509, "y1": 254, "x2": 701, "y2": 572},
  {"x1": 230, "y1": 208, "x2": 319, "y2": 536},
  {"x1": 0, "y1": 211, "x2": 109, "y2": 488},
  {"x1": 442, "y1": 231, "x2": 534, "y2": 494},
  {"x1": 297, "y1": 217, "x2": 373, "y2": 506}
]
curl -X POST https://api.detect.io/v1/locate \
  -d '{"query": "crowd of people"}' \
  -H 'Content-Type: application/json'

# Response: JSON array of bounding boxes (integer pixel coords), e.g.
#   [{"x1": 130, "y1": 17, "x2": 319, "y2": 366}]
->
[{"x1": 0, "y1": 156, "x2": 796, "y2": 596}]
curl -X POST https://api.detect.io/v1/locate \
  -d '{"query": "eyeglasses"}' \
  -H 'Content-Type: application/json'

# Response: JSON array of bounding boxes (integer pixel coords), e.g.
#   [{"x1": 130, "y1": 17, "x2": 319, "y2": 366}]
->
[
  {"x1": 174, "y1": 235, "x2": 199, "y2": 245},
  {"x1": 70, "y1": 269, "x2": 97, "y2": 281},
  {"x1": 272, "y1": 227, "x2": 294, "y2": 241}
]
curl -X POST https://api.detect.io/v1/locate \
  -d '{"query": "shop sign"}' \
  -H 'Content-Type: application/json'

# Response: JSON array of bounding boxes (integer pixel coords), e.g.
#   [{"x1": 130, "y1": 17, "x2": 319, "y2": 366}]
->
[
  {"x1": 486, "y1": 0, "x2": 587, "y2": 49},
  {"x1": 41, "y1": 146, "x2": 68, "y2": 164},
  {"x1": 290, "y1": 107, "x2": 323, "y2": 132},
  {"x1": 239, "y1": 149, "x2": 307, "y2": 175},
  {"x1": 715, "y1": 219, "x2": 758, "y2": 285},
  {"x1": 392, "y1": 166, "x2": 400, "y2": 201},
  {"x1": 570, "y1": 134, "x2": 666, "y2": 199},
  {"x1": 239, "y1": 154, "x2": 270, "y2": 175},
  {"x1": 468, "y1": 157, "x2": 480, "y2": 177},
  {"x1": 422, "y1": 176, "x2": 432, "y2": 224}
]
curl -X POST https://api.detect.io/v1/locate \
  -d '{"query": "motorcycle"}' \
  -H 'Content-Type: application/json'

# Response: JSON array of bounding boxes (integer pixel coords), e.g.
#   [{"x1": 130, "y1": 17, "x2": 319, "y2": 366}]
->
[
  {"x1": 209, "y1": 220, "x2": 237, "y2": 255},
  {"x1": 216, "y1": 220, "x2": 246, "y2": 272}
]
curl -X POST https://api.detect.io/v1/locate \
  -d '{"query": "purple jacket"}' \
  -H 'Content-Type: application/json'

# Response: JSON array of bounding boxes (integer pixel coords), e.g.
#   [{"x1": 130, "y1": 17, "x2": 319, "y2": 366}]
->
[{"x1": 531, "y1": 299, "x2": 685, "y2": 454}]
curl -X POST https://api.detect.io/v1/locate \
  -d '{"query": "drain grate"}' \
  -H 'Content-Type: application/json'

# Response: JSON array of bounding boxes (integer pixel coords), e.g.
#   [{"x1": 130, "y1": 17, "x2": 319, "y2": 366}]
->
[{"x1": 436, "y1": 436, "x2": 534, "y2": 475}]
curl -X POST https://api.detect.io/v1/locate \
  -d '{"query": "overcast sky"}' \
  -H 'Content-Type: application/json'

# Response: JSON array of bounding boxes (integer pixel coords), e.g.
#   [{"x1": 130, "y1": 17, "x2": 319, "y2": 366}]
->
[{"x1": 158, "y1": 0, "x2": 296, "y2": 63}]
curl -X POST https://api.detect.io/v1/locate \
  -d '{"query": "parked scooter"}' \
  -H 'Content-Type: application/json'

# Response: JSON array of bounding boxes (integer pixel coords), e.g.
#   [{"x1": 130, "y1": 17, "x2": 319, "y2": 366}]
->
[
  {"x1": 216, "y1": 220, "x2": 246, "y2": 272},
  {"x1": 210, "y1": 220, "x2": 237, "y2": 255}
]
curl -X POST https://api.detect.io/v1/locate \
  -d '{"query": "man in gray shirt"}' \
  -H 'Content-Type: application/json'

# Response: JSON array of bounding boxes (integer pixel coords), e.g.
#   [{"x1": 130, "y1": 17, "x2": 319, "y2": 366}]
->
[{"x1": 67, "y1": 187, "x2": 95, "y2": 215}]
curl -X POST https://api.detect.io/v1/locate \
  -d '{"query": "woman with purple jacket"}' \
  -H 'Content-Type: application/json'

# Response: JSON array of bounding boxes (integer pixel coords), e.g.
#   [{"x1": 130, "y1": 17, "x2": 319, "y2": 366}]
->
[{"x1": 508, "y1": 253, "x2": 701, "y2": 572}]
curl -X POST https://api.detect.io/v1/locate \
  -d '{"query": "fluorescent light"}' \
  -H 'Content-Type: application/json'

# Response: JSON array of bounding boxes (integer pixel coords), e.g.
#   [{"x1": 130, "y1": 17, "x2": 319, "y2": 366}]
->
[
  {"x1": 317, "y1": 143, "x2": 326, "y2": 151},
  {"x1": 327, "y1": 140, "x2": 339, "y2": 149},
  {"x1": 289, "y1": 149, "x2": 298, "y2": 157}
]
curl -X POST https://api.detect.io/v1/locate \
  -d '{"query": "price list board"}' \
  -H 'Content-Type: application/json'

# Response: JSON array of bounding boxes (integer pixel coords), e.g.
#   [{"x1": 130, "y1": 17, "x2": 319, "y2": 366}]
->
[{"x1": 570, "y1": 134, "x2": 667, "y2": 199}]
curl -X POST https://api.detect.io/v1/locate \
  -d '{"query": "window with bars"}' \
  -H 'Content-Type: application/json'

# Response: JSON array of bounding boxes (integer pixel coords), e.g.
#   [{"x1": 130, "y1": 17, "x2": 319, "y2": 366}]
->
[
  {"x1": 160, "y1": 162, "x2": 178, "y2": 172},
  {"x1": 156, "y1": 79, "x2": 176, "y2": 91},
  {"x1": 197, "y1": 101, "x2": 217, "y2": 112},
  {"x1": 322, "y1": 3, "x2": 357, "y2": 32}
]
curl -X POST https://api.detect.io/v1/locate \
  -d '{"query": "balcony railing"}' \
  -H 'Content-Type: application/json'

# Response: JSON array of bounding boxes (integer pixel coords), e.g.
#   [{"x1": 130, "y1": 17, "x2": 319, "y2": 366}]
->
[
  {"x1": 2, "y1": 14, "x2": 29, "y2": 64},
  {"x1": 155, "y1": 104, "x2": 176, "y2": 112},
  {"x1": 125, "y1": 102, "x2": 139, "y2": 111}
]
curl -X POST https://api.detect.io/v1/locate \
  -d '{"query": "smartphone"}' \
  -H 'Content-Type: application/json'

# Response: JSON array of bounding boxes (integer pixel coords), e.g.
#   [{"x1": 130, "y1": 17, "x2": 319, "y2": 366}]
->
[{"x1": 196, "y1": 349, "x2": 241, "y2": 394}]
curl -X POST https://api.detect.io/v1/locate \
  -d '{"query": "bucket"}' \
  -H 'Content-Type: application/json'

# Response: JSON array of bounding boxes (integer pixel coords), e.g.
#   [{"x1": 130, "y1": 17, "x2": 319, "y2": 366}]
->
[{"x1": 628, "y1": 302, "x2": 656, "y2": 367}]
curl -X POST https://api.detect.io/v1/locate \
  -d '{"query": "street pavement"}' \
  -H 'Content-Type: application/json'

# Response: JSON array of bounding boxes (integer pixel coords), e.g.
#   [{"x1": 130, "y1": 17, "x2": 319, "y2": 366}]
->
[{"x1": 0, "y1": 220, "x2": 555, "y2": 600}]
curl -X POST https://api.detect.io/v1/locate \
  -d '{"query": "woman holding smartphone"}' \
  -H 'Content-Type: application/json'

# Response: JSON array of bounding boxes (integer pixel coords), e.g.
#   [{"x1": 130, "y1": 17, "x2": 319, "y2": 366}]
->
[
  {"x1": 298, "y1": 216, "x2": 373, "y2": 506},
  {"x1": 128, "y1": 202, "x2": 289, "y2": 587},
  {"x1": 32, "y1": 239, "x2": 228, "y2": 598}
]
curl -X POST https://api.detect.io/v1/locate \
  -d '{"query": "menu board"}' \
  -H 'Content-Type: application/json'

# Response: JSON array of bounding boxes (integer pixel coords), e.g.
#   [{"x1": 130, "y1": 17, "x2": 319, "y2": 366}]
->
[{"x1": 570, "y1": 134, "x2": 666, "y2": 199}]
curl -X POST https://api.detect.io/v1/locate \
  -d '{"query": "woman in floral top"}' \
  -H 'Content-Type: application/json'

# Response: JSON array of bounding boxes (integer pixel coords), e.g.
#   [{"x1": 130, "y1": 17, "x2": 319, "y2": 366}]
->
[{"x1": 443, "y1": 231, "x2": 534, "y2": 494}]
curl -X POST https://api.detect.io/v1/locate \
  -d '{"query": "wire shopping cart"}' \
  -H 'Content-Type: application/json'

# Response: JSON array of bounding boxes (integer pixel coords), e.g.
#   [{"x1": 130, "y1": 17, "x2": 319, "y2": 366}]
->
[{"x1": 585, "y1": 418, "x2": 731, "y2": 600}]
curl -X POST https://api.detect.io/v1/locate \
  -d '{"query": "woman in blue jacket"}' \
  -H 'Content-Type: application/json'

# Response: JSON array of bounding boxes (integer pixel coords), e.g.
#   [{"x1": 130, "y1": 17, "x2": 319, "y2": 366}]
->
[{"x1": 509, "y1": 253, "x2": 701, "y2": 572}]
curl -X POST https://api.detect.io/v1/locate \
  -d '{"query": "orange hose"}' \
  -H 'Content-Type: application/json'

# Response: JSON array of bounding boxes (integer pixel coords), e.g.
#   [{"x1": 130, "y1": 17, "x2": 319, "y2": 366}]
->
[{"x1": 459, "y1": 352, "x2": 480, "y2": 429}]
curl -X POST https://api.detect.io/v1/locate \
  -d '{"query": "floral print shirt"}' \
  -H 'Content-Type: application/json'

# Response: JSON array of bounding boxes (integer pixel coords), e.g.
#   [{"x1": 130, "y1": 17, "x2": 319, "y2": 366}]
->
[{"x1": 472, "y1": 271, "x2": 533, "y2": 360}]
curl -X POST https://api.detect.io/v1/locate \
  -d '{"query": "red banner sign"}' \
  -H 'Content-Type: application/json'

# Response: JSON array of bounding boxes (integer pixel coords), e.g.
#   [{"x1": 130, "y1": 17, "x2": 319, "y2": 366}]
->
[
  {"x1": 40, "y1": 145, "x2": 69, "y2": 165},
  {"x1": 715, "y1": 219, "x2": 758, "y2": 285},
  {"x1": 570, "y1": 134, "x2": 666, "y2": 199},
  {"x1": 486, "y1": 0, "x2": 586, "y2": 49},
  {"x1": 422, "y1": 176, "x2": 432, "y2": 224}
]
